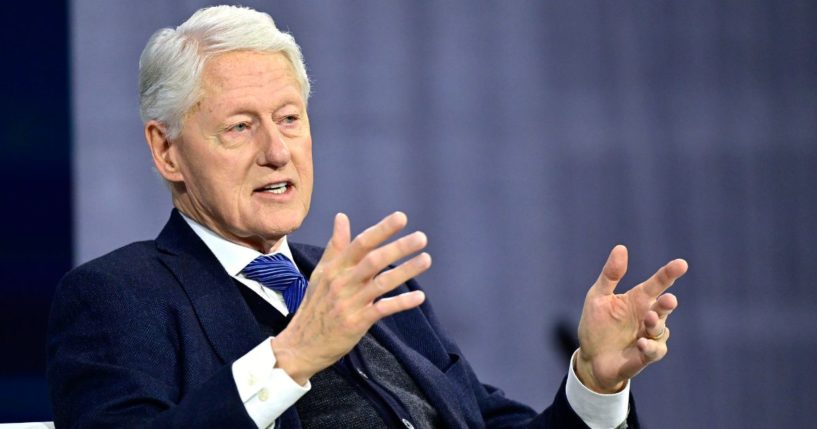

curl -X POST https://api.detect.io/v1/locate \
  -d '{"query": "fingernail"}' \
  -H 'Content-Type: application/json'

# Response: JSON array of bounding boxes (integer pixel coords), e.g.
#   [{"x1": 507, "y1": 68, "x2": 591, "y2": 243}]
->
[
  {"x1": 414, "y1": 252, "x2": 431, "y2": 267},
  {"x1": 413, "y1": 231, "x2": 427, "y2": 246}
]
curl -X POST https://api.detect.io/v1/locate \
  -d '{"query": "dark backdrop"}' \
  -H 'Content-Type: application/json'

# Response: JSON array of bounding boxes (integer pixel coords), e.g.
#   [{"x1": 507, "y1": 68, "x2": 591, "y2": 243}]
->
[
  {"x1": 3, "y1": 1, "x2": 816, "y2": 427},
  {"x1": 0, "y1": 0, "x2": 70, "y2": 421}
]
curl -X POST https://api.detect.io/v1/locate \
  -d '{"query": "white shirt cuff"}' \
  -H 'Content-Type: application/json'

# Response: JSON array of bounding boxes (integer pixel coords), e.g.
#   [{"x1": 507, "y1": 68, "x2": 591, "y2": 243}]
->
[
  {"x1": 232, "y1": 338, "x2": 311, "y2": 428},
  {"x1": 565, "y1": 349, "x2": 629, "y2": 429}
]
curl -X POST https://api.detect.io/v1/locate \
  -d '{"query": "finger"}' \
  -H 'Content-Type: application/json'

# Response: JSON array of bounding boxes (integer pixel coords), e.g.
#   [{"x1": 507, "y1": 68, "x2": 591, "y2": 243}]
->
[
  {"x1": 319, "y1": 213, "x2": 351, "y2": 264},
  {"x1": 350, "y1": 231, "x2": 428, "y2": 283},
  {"x1": 642, "y1": 258, "x2": 688, "y2": 298},
  {"x1": 363, "y1": 253, "x2": 432, "y2": 302},
  {"x1": 367, "y1": 290, "x2": 426, "y2": 322},
  {"x1": 342, "y1": 212, "x2": 408, "y2": 265},
  {"x1": 651, "y1": 293, "x2": 678, "y2": 320},
  {"x1": 643, "y1": 310, "x2": 665, "y2": 340},
  {"x1": 636, "y1": 328, "x2": 670, "y2": 363},
  {"x1": 593, "y1": 245, "x2": 628, "y2": 295}
]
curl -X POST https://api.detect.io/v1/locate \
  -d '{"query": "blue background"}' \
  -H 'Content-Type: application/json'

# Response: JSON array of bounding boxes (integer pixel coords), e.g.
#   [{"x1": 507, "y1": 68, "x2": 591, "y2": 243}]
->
[{"x1": 2, "y1": 1, "x2": 816, "y2": 427}]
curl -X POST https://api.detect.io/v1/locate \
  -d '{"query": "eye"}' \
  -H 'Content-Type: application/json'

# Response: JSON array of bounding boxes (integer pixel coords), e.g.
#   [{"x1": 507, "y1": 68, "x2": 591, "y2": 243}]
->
[
  {"x1": 229, "y1": 122, "x2": 251, "y2": 133},
  {"x1": 280, "y1": 115, "x2": 299, "y2": 125}
]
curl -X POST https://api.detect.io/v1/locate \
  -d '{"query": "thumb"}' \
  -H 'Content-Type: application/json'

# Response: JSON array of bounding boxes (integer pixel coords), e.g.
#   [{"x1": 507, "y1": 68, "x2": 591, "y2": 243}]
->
[{"x1": 593, "y1": 244, "x2": 628, "y2": 295}]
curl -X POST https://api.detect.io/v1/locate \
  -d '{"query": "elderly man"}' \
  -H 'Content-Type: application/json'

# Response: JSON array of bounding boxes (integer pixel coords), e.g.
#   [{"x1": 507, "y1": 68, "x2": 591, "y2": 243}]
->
[{"x1": 48, "y1": 5, "x2": 685, "y2": 429}]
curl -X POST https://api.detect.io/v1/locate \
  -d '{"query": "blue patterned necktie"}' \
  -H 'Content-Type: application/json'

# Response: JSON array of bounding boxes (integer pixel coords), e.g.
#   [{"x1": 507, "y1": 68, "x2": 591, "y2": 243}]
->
[{"x1": 242, "y1": 253, "x2": 307, "y2": 314}]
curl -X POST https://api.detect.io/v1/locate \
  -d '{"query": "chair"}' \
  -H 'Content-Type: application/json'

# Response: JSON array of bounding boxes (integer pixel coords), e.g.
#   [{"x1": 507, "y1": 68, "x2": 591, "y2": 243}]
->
[{"x1": 0, "y1": 423, "x2": 54, "y2": 429}]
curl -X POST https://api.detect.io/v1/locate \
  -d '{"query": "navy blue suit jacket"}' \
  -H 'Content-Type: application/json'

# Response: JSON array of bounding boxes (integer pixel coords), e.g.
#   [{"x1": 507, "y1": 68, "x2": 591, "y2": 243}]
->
[{"x1": 47, "y1": 210, "x2": 638, "y2": 428}]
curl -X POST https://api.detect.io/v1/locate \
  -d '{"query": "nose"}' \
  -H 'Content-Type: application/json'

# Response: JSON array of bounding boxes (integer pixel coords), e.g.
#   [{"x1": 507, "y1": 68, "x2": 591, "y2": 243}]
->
[{"x1": 256, "y1": 121, "x2": 291, "y2": 168}]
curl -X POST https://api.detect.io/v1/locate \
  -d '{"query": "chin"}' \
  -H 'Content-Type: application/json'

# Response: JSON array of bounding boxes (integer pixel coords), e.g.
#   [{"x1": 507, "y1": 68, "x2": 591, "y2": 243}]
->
[
  {"x1": 247, "y1": 204, "x2": 308, "y2": 236},
  {"x1": 260, "y1": 216, "x2": 305, "y2": 237}
]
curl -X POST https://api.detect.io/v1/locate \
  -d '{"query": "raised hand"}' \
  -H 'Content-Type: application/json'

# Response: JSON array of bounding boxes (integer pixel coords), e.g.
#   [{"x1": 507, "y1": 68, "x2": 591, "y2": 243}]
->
[
  {"x1": 575, "y1": 245, "x2": 687, "y2": 393},
  {"x1": 271, "y1": 212, "x2": 431, "y2": 384}
]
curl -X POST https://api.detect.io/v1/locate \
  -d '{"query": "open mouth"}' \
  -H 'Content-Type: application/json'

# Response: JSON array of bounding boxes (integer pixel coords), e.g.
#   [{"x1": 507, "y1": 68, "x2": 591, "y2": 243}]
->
[{"x1": 255, "y1": 181, "x2": 291, "y2": 195}]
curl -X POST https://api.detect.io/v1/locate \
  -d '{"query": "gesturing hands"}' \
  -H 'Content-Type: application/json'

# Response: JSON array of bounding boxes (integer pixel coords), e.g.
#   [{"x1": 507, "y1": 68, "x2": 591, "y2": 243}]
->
[
  {"x1": 576, "y1": 245, "x2": 687, "y2": 393},
  {"x1": 271, "y1": 215, "x2": 683, "y2": 393},
  {"x1": 271, "y1": 212, "x2": 431, "y2": 385}
]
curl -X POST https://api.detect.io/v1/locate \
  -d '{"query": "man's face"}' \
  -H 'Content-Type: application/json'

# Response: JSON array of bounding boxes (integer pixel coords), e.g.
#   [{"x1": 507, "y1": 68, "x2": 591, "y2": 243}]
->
[{"x1": 167, "y1": 51, "x2": 313, "y2": 251}]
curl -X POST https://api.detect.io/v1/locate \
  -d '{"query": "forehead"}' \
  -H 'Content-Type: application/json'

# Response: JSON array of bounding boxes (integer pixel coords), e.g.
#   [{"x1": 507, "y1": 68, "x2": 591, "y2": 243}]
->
[{"x1": 199, "y1": 51, "x2": 302, "y2": 105}]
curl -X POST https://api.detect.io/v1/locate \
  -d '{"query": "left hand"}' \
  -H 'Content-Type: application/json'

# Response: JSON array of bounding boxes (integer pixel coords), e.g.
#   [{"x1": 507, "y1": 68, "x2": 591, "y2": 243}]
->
[{"x1": 575, "y1": 245, "x2": 687, "y2": 393}]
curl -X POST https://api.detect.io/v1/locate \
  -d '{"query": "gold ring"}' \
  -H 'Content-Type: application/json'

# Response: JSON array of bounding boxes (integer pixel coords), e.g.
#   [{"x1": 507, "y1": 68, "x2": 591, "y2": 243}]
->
[{"x1": 650, "y1": 327, "x2": 666, "y2": 340}]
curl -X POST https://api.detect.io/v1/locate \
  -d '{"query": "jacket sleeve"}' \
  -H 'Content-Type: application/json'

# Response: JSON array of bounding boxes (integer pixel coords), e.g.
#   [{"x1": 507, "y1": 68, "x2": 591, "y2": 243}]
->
[{"x1": 47, "y1": 265, "x2": 257, "y2": 429}]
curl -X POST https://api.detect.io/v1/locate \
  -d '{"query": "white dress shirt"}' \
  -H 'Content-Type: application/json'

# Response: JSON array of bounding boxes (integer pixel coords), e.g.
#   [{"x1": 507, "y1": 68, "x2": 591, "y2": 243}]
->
[{"x1": 181, "y1": 214, "x2": 629, "y2": 429}]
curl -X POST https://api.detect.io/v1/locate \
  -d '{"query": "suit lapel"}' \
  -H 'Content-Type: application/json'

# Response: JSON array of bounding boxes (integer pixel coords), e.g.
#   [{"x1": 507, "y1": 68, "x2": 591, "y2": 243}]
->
[
  {"x1": 289, "y1": 242, "x2": 324, "y2": 280},
  {"x1": 155, "y1": 210, "x2": 265, "y2": 364}
]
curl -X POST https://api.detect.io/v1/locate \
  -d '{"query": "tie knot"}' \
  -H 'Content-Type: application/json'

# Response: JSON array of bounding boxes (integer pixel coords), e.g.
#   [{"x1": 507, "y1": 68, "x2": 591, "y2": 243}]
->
[
  {"x1": 243, "y1": 253, "x2": 301, "y2": 287},
  {"x1": 242, "y1": 253, "x2": 307, "y2": 313}
]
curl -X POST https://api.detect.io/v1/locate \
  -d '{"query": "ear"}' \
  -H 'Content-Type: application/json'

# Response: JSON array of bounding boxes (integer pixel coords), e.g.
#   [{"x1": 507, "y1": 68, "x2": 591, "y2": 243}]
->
[{"x1": 145, "y1": 120, "x2": 184, "y2": 183}]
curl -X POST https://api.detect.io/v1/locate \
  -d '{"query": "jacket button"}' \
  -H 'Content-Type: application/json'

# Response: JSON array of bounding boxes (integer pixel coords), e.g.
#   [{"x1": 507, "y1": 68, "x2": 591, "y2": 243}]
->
[{"x1": 401, "y1": 418, "x2": 415, "y2": 429}]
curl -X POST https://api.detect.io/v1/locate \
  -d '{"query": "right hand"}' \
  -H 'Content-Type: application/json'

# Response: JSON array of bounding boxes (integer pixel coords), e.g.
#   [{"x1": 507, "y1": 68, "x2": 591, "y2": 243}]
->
[{"x1": 271, "y1": 211, "x2": 431, "y2": 384}]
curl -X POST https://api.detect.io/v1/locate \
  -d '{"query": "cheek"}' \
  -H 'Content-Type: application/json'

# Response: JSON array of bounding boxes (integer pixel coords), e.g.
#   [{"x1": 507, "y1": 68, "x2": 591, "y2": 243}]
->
[
  {"x1": 294, "y1": 145, "x2": 313, "y2": 209},
  {"x1": 295, "y1": 139, "x2": 314, "y2": 181},
  {"x1": 180, "y1": 153, "x2": 246, "y2": 204},
  {"x1": 300, "y1": 157, "x2": 314, "y2": 193}
]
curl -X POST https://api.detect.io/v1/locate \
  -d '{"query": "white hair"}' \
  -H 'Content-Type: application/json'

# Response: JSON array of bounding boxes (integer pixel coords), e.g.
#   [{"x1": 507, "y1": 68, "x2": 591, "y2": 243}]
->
[{"x1": 139, "y1": 5, "x2": 311, "y2": 138}]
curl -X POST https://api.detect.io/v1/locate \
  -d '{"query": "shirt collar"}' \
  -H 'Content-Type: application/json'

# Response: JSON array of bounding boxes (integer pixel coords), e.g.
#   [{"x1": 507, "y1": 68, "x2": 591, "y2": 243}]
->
[{"x1": 179, "y1": 212, "x2": 297, "y2": 276}]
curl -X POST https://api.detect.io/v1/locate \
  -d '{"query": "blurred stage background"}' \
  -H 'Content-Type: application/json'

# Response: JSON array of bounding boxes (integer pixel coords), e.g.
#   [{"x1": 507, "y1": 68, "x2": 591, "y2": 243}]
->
[{"x1": 2, "y1": 1, "x2": 815, "y2": 427}]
